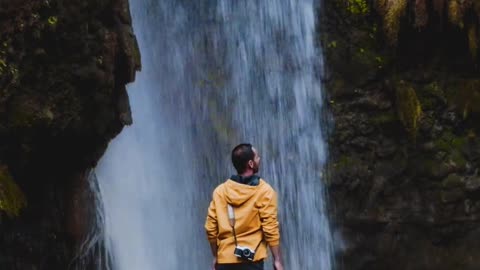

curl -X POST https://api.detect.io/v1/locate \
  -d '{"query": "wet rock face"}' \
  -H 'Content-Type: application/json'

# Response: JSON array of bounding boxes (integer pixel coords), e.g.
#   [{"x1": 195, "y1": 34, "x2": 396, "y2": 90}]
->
[
  {"x1": 321, "y1": 1, "x2": 480, "y2": 270},
  {"x1": 0, "y1": 0, "x2": 140, "y2": 269}
]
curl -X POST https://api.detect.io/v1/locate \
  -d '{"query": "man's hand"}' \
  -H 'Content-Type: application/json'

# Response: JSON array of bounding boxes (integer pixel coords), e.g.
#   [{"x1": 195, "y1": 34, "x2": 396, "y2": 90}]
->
[
  {"x1": 273, "y1": 260, "x2": 284, "y2": 270},
  {"x1": 209, "y1": 241, "x2": 218, "y2": 270},
  {"x1": 269, "y1": 245, "x2": 283, "y2": 270},
  {"x1": 211, "y1": 257, "x2": 217, "y2": 270}
]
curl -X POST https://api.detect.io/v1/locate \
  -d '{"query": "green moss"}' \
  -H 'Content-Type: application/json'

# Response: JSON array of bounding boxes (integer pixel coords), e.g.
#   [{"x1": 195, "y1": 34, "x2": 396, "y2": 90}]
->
[
  {"x1": 371, "y1": 112, "x2": 398, "y2": 126},
  {"x1": 0, "y1": 41, "x2": 19, "y2": 81},
  {"x1": 47, "y1": 16, "x2": 58, "y2": 25},
  {"x1": 434, "y1": 131, "x2": 467, "y2": 150},
  {"x1": 449, "y1": 80, "x2": 480, "y2": 119},
  {"x1": 328, "y1": 78, "x2": 346, "y2": 98},
  {"x1": 413, "y1": 152, "x2": 457, "y2": 179},
  {"x1": 336, "y1": 0, "x2": 369, "y2": 15},
  {"x1": 96, "y1": 56, "x2": 103, "y2": 65},
  {"x1": 336, "y1": 155, "x2": 352, "y2": 169},
  {"x1": 441, "y1": 189, "x2": 464, "y2": 203},
  {"x1": 327, "y1": 41, "x2": 337, "y2": 48},
  {"x1": 0, "y1": 62, "x2": 19, "y2": 80},
  {"x1": 350, "y1": 43, "x2": 386, "y2": 73},
  {"x1": 450, "y1": 149, "x2": 467, "y2": 169},
  {"x1": 333, "y1": 154, "x2": 363, "y2": 172},
  {"x1": 346, "y1": 0, "x2": 369, "y2": 15},
  {"x1": 0, "y1": 166, "x2": 27, "y2": 217},
  {"x1": 395, "y1": 80, "x2": 422, "y2": 141},
  {"x1": 433, "y1": 131, "x2": 468, "y2": 170},
  {"x1": 9, "y1": 98, "x2": 55, "y2": 128},
  {"x1": 434, "y1": 138, "x2": 451, "y2": 152},
  {"x1": 442, "y1": 174, "x2": 464, "y2": 188},
  {"x1": 451, "y1": 136, "x2": 467, "y2": 148},
  {"x1": 416, "y1": 81, "x2": 447, "y2": 110}
]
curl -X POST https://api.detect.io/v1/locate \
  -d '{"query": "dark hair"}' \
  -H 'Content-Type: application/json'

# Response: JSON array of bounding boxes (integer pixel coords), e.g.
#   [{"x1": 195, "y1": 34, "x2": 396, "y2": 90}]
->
[{"x1": 231, "y1": 143, "x2": 255, "y2": 174}]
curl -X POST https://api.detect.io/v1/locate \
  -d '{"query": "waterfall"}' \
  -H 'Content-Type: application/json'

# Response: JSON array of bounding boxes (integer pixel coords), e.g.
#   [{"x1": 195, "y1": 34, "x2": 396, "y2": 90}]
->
[{"x1": 93, "y1": 0, "x2": 334, "y2": 269}]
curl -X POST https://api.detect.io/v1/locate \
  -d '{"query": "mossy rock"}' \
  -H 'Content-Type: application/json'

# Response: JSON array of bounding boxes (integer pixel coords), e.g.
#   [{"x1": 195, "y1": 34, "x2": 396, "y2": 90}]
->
[
  {"x1": 394, "y1": 80, "x2": 422, "y2": 141},
  {"x1": 416, "y1": 81, "x2": 447, "y2": 111},
  {"x1": 441, "y1": 188, "x2": 465, "y2": 203},
  {"x1": 7, "y1": 95, "x2": 55, "y2": 128},
  {"x1": 343, "y1": 0, "x2": 369, "y2": 16},
  {"x1": 413, "y1": 157, "x2": 450, "y2": 179},
  {"x1": 322, "y1": 1, "x2": 386, "y2": 87},
  {"x1": 331, "y1": 154, "x2": 368, "y2": 180},
  {"x1": 441, "y1": 173, "x2": 464, "y2": 189},
  {"x1": 0, "y1": 165, "x2": 27, "y2": 217},
  {"x1": 448, "y1": 149, "x2": 468, "y2": 171},
  {"x1": 446, "y1": 79, "x2": 480, "y2": 119},
  {"x1": 371, "y1": 111, "x2": 399, "y2": 126},
  {"x1": 433, "y1": 131, "x2": 467, "y2": 152}
]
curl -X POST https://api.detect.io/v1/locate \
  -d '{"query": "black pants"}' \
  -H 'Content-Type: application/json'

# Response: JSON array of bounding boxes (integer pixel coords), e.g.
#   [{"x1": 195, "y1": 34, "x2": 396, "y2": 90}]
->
[{"x1": 216, "y1": 261, "x2": 264, "y2": 270}]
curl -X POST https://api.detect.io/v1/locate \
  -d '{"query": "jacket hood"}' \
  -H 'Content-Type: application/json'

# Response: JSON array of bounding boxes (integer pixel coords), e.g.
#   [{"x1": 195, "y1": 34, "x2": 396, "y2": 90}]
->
[{"x1": 223, "y1": 179, "x2": 264, "y2": 207}]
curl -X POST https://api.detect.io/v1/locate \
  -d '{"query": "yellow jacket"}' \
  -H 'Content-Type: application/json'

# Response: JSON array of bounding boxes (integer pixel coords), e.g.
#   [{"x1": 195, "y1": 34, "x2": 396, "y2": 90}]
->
[{"x1": 205, "y1": 178, "x2": 280, "y2": 263}]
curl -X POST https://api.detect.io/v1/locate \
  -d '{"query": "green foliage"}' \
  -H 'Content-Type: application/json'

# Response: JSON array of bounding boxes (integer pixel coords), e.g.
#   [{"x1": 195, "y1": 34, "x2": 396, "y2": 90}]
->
[
  {"x1": 450, "y1": 149, "x2": 467, "y2": 169},
  {"x1": 0, "y1": 58, "x2": 6, "y2": 74},
  {"x1": 424, "y1": 81, "x2": 445, "y2": 99},
  {"x1": 327, "y1": 40, "x2": 337, "y2": 48},
  {"x1": 48, "y1": 16, "x2": 58, "y2": 25},
  {"x1": 395, "y1": 80, "x2": 422, "y2": 141},
  {"x1": 0, "y1": 41, "x2": 19, "y2": 87},
  {"x1": 434, "y1": 130, "x2": 467, "y2": 151},
  {"x1": 433, "y1": 130, "x2": 468, "y2": 170},
  {"x1": 415, "y1": 81, "x2": 447, "y2": 111},
  {"x1": 0, "y1": 166, "x2": 27, "y2": 217},
  {"x1": 346, "y1": 0, "x2": 369, "y2": 15}
]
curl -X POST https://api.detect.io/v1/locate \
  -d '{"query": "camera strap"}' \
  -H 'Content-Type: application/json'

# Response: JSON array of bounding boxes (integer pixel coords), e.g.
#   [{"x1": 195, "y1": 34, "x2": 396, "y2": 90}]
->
[
  {"x1": 227, "y1": 204, "x2": 239, "y2": 247},
  {"x1": 227, "y1": 204, "x2": 263, "y2": 252}
]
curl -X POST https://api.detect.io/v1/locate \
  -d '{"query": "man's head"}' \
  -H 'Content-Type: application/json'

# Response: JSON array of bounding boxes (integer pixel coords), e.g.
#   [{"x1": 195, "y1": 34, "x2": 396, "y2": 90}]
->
[{"x1": 231, "y1": 143, "x2": 261, "y2": 175}]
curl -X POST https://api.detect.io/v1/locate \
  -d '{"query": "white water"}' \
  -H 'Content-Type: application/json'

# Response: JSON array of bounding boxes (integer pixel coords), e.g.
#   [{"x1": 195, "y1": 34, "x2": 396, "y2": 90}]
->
[{"x1": 93, "y1": 0, "x2": 334, "y2": 269}]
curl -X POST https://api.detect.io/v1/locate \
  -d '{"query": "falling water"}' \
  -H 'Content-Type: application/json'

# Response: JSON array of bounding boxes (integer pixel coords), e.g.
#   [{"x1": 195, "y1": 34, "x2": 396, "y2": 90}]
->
[{"x1": 93, "y1": 0, "x2": 334, "y2": 269}]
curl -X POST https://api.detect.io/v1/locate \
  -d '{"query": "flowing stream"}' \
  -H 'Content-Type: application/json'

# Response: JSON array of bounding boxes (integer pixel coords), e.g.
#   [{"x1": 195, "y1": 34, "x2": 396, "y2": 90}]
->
[{"x1": 93, "y1": 0, "x2": 334, "y2": 269}]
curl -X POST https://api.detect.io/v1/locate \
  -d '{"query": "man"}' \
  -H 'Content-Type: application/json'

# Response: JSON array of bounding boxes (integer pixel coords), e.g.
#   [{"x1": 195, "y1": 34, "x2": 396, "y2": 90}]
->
[{"x1": 205, "y1": 143, "x2": 284, "y2": 270}]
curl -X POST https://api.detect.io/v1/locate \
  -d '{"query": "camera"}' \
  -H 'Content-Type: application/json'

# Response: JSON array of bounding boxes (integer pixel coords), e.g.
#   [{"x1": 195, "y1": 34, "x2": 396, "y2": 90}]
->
[{"x1": 234, "y1": 246, "x2": 256, "y2": 261}]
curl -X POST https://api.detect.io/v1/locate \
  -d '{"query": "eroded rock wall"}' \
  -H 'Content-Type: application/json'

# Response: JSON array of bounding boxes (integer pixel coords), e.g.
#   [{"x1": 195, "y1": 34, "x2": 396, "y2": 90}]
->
[
  {"x1": 321, "y1": 1, "x2": 480, "y2": 269},
  {"x1": 0, "y1": 0, "x2": 140, "y2": 269}
]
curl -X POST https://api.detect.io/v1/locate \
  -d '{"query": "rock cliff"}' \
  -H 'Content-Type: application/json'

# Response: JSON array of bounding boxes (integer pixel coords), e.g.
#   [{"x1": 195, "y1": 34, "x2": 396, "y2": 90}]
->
[
  {"x1": 321, "y1": 1, "x2": 480, "y2": 269},
  {"x1": 0, "y1": 0, "x2": 140, "y2": 269}
]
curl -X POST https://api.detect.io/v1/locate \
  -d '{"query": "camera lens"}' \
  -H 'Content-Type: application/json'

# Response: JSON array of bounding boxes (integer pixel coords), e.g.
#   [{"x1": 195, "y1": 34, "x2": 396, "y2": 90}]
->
[{"x1": 243, "y1": 249, "x2": 251, "y2": 256}]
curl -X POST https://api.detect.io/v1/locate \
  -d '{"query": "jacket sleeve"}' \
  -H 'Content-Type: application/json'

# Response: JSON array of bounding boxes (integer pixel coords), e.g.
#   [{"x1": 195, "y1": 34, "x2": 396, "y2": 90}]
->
[
  {"x1": 259, "y1": 189, "x2": 280, "y2": 247},
  {"x1": 205, "y1": 191, "x2": 218, "y2": 244}
]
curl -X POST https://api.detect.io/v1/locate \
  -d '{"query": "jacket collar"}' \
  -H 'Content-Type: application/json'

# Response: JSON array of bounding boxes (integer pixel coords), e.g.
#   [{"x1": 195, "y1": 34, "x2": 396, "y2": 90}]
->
[{"x1": 230, "y1": 174, "x2": 260, "y2": 186}]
